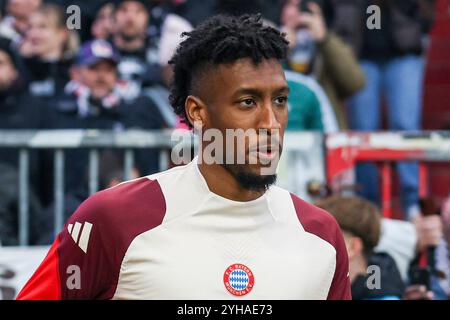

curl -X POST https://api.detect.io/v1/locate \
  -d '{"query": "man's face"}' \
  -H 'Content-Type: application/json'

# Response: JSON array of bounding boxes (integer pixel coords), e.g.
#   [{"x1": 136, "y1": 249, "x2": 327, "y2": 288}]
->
[
  {"x1": 7, "y1": 0, "x2": 42, "y2": 35},
  {"x1": 193, "y1": 58, "x2": 289, "y2": 191},
  {"x1": 76, "y1": 60, "x2": 117, "y2": 99},
  {"x1": 91, "y1": 3, "x2": 115, "y2": 40},
  {"x1": 0, "y1": 50, "x2": 18, "y2": 90},
  {"x1": 281, "y1": 0, "x2": 302, "y2": 29},
  {"x1": 26, "y1": 12, "x2": 66, "y2": 57},
  {"x1": 114, "y1": 1, "x2": 149, "y2": 39}
]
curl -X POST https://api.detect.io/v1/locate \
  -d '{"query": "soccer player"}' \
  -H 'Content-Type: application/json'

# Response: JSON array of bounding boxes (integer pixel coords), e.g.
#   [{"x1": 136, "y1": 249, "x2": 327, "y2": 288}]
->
[{"x1": 17, "y1": 14, "x2": 351, "y2": 300}]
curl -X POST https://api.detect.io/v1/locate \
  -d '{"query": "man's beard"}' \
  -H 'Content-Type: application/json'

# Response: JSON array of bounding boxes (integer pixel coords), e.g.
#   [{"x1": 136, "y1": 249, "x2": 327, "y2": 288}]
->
[
  {"x1": 119, "y1": 31, "x2": 144, "y2": 43},
  {"x1": 221, "y1": 163, "x2": 277, "y2": 193}
]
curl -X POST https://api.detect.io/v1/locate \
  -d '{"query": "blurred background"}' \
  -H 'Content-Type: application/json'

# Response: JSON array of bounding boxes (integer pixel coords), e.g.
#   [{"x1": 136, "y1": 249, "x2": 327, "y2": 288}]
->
[{"x1": 0, "y1": 0, "x2": 449, "y2": 300}]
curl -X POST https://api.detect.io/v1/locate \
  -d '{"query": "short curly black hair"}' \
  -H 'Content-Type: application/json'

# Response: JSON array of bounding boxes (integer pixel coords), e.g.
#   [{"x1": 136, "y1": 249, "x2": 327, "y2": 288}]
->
[{"x1": 168, "y1": 14, "x2": 289, "y2": 127}]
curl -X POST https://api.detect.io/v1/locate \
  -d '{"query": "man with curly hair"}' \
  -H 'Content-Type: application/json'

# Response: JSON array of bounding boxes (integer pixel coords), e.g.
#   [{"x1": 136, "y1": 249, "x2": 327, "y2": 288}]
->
[{"x1": 17, "y1": 14, "x2": 350, "y2": 300}]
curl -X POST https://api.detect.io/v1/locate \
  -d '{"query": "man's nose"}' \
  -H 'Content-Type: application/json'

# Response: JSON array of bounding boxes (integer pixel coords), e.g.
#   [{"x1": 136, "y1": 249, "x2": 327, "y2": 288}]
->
[{"x1": 258, "y1": 101, "x2": 281, "y2": 131}]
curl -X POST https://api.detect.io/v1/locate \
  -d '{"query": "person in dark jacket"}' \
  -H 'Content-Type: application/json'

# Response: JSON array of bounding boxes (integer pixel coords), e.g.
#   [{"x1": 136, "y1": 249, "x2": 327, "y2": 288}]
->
[
  {"x1": 316, "y1": 196, "x2": 406, "y2": 299},
  {"x1": 109, "y1": 0, "x2": 163, "y2": 98},
  {"x1": 332, "y1": 0, "x2": 436, "y2": 220},
  {"x1": 18, "y1": 3, "x2": 79, "y2": 98},
  {"x1": 351, "y1": 252, "x2": 405, "y2": 300},
  {"x1": 280, "y1": 0, "x2": 365, "y2": 130}
]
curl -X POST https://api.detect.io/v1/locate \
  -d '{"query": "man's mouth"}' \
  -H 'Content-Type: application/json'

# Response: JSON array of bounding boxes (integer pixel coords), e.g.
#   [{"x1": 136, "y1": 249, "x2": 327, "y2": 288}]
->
[{"x1": 249, "y1": 145, "x2": 279, "y2": 161}]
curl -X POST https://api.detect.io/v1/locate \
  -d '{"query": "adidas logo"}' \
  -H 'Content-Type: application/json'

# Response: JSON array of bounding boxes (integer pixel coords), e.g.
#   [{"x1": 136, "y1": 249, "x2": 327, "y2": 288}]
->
[{"x1": 67, "y1": 222, "x2": 93, "y2": 253}]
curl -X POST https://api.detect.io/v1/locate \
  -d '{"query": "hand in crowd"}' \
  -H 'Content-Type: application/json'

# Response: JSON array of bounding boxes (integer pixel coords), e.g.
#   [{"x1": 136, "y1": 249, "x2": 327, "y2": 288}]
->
[
  {"x1": 403, "y1": 285, "x2": 434, "y2": 300},
  {"x1": 412, "y1": 214, "x2": 443, "y2": 252},
  {"x1": 281, "y1": 0, "x2": 327, "y2": 47},
  {"x1": 298, "y1": 2, "x2": 327, "y2": 43}
]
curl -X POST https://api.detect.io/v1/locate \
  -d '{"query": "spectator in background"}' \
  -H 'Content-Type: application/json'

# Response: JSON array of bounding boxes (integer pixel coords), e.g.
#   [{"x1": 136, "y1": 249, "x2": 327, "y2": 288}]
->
[
  {"x1": 111, "y1": 0, "x2": 163, "y2": 98},
  {"x1": 437, "y1": 194, "x2": 450, "y2": 298},
  {"x1": 155, "y1": 5, "x2": 192, "y2": 127},
  {"x1": 280, "y1": 0, "x2": 365, "y2": 130},
  {"x1": 39, "y1": 39, "x2": 166, "y2": 217},
  {"x1": 408, "y1": 209, "x2": 447, "y2": 299},
  {"x1": 0, "y1": 36, "x2": 40, "y2": 169},
  {"x1": 316, "y1": 196, "x2": 406, "y2": 300},
  {"x1": 376, "y1": 205, "x2": 445, "y2": 299},
  {"x1": 0, "y1": 0, "x2": 42, "y2": 43},
  {"x1": 0, "y1": 37, "x2": 43, "y2": 246},
  {"x1": 334, "y1": 0, "x2": 436, "y2": 220},
  {"x1": 317, "y1": 195, "x2": 448, "y2": 300},
  {"x1": 18, "y1": 3, "x2": 79, "y2": 98},
  {"x1": 108, "y1": 0, "x2": 190, "y2": 126},
  {"x1": 91, "y1": 2, "x2": 115, "y2": 40}
]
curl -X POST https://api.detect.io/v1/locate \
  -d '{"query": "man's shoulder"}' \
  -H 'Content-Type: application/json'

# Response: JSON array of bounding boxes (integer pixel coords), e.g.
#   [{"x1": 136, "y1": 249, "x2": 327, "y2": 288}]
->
[
  {"x1": 66, "y1": 176, "x2": 167, "y2": 238},
  {"x1": 289, "y1": 192, "x2": 342, "y2": 249},
  {"x1": 68, "y1": 163, "x2": 191, "y2": 223}
]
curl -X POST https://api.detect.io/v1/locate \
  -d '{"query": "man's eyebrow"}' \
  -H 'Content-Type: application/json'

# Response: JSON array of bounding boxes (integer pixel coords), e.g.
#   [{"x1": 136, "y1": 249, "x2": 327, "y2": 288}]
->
[
  {"x1": 232, "y1": 88, "x2": 263, "y2": 97},
  {"x1": 275, "y1": 85, "x2": 290, "y2": 94},
  {"x1": 232, "y1": 85, "x2": 290, "y2": 97}
]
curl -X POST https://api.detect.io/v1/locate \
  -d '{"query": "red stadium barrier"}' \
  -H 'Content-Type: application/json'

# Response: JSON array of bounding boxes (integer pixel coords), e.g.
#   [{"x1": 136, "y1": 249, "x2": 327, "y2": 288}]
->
[{"x1": 325, "y1": 131, "x2": 450, "y2": 218}]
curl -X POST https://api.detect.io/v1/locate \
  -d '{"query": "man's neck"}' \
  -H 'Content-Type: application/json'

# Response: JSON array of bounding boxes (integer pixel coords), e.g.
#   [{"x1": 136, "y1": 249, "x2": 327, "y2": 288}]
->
[
  {"x1": 114, "y1": 33, "x2": 146, "y2": 52},
  {"x1": 349, "y1": 255, "x2": 368, "y2": 283},
  {"x1": 197, "y1": 162, "x2": 265, "y2": 202}
]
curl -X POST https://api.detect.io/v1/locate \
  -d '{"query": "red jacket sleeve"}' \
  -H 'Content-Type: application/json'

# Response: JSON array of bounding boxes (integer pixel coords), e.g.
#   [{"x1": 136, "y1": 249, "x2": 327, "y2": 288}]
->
[
  {"x1": 16, "y1": 236, "x2": 62, "y2": 299},
  {"x1": 290, "y1": 194, "x2": 352, "y2": 300},
  {"x1": 326, "y1": 225, "x2": 352, "y2": 300}
]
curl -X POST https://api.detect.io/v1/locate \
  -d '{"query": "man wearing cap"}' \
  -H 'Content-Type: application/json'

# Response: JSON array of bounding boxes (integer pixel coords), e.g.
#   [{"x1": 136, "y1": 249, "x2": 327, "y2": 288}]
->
[{"x1": 38, "y1": 39, "x2": 166, "y2": 233}]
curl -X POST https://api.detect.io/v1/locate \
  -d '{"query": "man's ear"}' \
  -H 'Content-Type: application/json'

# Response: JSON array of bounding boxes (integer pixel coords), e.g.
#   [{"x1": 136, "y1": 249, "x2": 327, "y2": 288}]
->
[
  {"x1": 344, "y1": 234, "x2": 364, "y2": 260},
  {"x1": 185, "y1": 95, "x2": 208, "y2": 130},
  {"x1": 349, "y1": 236, "x2": 364, "y2": 259}
]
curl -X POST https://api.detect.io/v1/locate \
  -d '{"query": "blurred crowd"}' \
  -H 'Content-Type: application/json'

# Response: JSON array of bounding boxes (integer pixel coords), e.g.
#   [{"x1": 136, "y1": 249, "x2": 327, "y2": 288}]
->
[{"x1": 0, "y1": 0, "x2": 448, "y2": 299}]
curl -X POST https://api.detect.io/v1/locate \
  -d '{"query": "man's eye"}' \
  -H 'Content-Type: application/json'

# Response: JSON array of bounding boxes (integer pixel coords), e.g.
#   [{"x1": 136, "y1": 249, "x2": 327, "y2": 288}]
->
[
  {"x1": 275, "y1": 96, "x2": 288, "y2": 105},
  {"x1": 240, "y1": 98, "x2": 256, "y2": 107}
]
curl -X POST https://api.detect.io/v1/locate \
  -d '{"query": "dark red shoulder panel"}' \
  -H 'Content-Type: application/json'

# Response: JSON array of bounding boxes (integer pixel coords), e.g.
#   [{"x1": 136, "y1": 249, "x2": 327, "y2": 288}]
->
[{"x1": 290, "y1": 194, "x2": 352, "y2": 300}]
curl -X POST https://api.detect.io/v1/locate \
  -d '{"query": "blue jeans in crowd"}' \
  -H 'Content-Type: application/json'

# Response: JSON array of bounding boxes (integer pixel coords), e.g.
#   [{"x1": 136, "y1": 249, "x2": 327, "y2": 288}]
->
[{"x1": 347, "y1": 55, "x2": 425, "y2": 219}]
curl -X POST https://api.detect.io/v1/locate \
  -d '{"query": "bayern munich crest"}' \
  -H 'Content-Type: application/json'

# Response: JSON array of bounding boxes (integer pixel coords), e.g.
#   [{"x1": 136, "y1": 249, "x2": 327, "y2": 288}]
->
[{"x1": 223, "y1": 263, "x2": 255, "y2": 296}]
